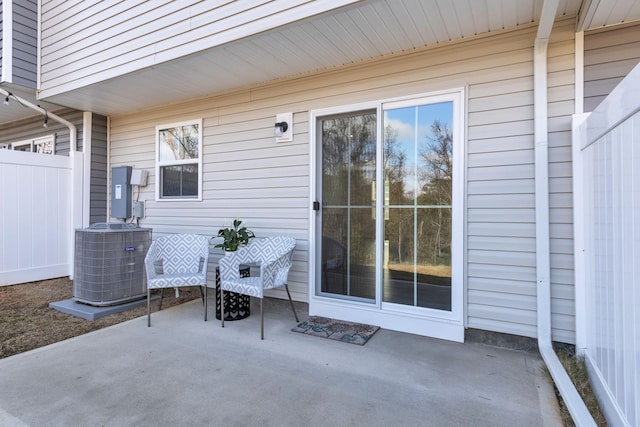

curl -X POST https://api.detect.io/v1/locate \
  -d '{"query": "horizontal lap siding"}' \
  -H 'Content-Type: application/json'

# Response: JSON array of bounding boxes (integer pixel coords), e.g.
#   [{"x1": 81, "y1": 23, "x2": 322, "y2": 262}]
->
[
  {"x1": 90, "y1": 114, "x2": 108, "y2": 224},
  {"x1": 466, "y1": 25, "x2": 537, "y2": 339},
  {"x1": 584, "y1": 22, "x2": 640, "y2": 112},
  {"x1": 11, "y1": 0, "x2": 37, "y2": 88},
  {"x1": 110, "y1": 20, "x2": 576, "y2": 341},
  {"x1": 467, "y1": 18, "x2": 575, "y2": 343},
  {"x1": 39, "y1": 0, "x2": 357, "y2": 96},
  {"x1": 110, "y1": 100, "x2": 311, "y2": 300}
]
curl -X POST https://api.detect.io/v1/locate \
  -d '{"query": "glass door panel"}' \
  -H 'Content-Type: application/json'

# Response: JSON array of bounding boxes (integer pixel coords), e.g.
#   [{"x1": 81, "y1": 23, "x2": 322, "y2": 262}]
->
[
  {"x1": 319, "y1": 111, "x2": 377, "y2": 301},
  {"x1": 383, "y1": 102, "x2": 453, "y2": 311}
]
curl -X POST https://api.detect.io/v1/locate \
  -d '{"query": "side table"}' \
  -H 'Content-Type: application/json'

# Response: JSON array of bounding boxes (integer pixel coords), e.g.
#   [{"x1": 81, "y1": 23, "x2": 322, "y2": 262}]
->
[{"x1": 215, "y1": 265, "x2": 251, "y2": 321}]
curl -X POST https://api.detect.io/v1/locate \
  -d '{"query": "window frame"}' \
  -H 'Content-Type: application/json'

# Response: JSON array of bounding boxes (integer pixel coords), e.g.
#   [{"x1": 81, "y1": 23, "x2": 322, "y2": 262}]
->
[
  {"x1": 5, "y1": 135, "x2": 55, "y2": 153},
  {"x1": 155, "y1": 119, "x2": 203, "y2": 201}
]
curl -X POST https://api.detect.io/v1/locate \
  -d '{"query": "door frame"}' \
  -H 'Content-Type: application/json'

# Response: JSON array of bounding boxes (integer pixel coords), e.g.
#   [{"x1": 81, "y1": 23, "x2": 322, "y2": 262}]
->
[{"x1": 308, "y1": 88, "x2": 466, "y2": 342}]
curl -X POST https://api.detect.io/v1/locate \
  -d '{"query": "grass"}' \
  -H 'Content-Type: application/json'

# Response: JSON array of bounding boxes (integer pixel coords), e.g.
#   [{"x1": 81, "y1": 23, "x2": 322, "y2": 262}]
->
[
  {"x1": 554, "y1": 346, "x2": 608, "y2": 426},
  {"x1": 386, "y1": 263, "x2": 452, "y2": 277},
  {"x1": 0, "y1": 277, "x2": 200, "y2": 360}
]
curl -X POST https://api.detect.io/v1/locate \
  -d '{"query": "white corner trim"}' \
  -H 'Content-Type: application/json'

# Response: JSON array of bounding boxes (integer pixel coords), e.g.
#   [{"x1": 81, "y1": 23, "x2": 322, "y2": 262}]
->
[
  {"x1": 574, "y1": 31, "x2": 584, "y2": 115},
  {"x1": 1, "y1": 0, "x2": 13, "y2": 83},
  {"x1": 571, "y1": 112, "x2": 590, "y2": 357}
]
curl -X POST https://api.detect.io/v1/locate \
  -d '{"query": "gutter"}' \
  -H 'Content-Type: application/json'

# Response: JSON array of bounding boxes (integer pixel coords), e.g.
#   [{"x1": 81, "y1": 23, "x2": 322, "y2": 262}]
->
[
  {"x1": 0, "y1": 88, "x2": 82, "y2": 279},
  {"x1": 533, "y1": 1, "x2": 595, "y2": 426}
]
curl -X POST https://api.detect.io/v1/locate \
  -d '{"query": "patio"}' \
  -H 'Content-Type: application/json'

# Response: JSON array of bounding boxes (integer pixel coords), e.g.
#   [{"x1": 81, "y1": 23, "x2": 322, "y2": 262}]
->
[{"x1": 0, "y1": 297, "x2": 561, "y2": 426}]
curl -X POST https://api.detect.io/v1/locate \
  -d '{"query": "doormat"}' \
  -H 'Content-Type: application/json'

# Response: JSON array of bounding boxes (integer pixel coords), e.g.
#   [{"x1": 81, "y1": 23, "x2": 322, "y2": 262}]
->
[{"x1": 292, "y1": 316, "x2": 379, "y2": 345}]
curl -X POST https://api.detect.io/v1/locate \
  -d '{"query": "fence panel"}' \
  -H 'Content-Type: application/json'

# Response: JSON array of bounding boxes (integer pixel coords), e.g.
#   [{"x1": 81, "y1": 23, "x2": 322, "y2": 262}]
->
[
  {"x1": 579, "y1": 63, "x2": 640, "y2": 427},
  {"x1": 0, "y1": 150, "x2": 72, "y2": 285}
]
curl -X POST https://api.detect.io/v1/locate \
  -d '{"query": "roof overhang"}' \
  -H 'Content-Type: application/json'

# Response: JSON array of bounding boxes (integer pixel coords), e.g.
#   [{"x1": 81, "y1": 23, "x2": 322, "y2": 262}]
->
[
  {"x1": 577, "y1": 0, "x2": 640, "y2": 31},
  {"x1": 0, "y1": 83, "x2": 65, "y2": 124},
  {"x1": 3, "y1": 0, "x2": 640, "y2": 122}
]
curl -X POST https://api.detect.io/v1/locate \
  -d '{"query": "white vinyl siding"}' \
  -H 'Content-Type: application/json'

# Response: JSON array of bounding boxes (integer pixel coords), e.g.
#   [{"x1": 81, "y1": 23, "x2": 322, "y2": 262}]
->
[
  {"x1": 110, "y1": 18, "x2": 576, "y2": 342},
  {"x1": 584, "y1": 21, "x2": 640, "y2": 112},
  {"x1": 466, "y1": 18, "x2": 575, "y2": 343},
  {"x1": 38, "y1": 0, "x2": 358, "y2": 97}
]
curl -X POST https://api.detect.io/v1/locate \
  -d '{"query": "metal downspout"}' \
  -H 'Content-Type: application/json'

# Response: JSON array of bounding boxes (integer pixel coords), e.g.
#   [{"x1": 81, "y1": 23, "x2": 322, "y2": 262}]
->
[
  {"x1": 0, "y1": 88, "x2": 81, "y2": 280},
  {"x1": 533, "y1": 2, "x2": 595, "y2": 425}
]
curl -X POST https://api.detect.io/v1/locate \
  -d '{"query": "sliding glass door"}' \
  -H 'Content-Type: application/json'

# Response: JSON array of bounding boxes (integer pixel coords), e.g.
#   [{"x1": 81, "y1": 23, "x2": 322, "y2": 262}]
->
[{"x1": 314, "y1": 91, "x2": 462, "y2": 334}]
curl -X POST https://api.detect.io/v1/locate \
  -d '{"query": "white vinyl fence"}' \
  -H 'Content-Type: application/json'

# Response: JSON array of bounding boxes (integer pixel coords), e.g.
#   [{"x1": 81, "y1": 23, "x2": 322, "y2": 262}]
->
[
  {"x1": 575, "y1": 63, "x2": 640, "y2": 427},
  {"x1": 0, "y1": 150, "x2": 80, "y2": 286}
]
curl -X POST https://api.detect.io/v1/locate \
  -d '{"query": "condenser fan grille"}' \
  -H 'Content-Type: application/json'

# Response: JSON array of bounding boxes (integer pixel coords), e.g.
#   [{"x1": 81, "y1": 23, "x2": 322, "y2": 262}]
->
[{"x1": 73, "y1": 223, "x2": 151, "y2": 306}]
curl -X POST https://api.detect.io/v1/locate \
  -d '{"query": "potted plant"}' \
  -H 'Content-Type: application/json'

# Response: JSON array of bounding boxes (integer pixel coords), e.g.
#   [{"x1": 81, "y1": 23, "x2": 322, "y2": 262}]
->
[{"x1": 214, "y1": 218, "x2": 255, "y2": 252}]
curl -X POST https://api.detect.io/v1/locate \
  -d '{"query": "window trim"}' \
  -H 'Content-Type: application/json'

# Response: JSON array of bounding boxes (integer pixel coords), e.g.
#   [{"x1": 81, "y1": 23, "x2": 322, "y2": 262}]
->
[
  {"x1": 155, "y1": 119, "x2": 203, "y2": 201},
  {"x1": 5, "y1": 134, "x2": 55, "y2": 154}
]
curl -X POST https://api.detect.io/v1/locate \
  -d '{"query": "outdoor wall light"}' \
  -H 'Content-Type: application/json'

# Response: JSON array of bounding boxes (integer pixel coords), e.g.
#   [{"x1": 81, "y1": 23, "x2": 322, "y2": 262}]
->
[
  {"x1": 274, "y1": 121, "x2": 288, "y2": 137},
  {"x1": 274, "y1": 112, "x2": 293, "y2": 142}
]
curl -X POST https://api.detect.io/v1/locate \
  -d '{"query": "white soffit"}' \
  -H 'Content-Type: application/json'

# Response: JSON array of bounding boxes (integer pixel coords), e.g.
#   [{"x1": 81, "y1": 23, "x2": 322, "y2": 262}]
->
[
  {"x1": 578, "y1": 0, "x2": 640, "y2": 31},
  {"x1": 0, "y1": 85, "x2": 66, "y2": 124},
  {"x1": 34, "y1": 0, "x2": 628, "y2": 116}
]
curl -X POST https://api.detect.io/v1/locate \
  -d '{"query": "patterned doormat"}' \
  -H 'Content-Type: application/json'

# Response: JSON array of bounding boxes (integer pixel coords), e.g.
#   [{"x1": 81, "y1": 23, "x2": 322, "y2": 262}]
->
[{"x1": 292, "y1": 316, "x2": 379, "y2": 345}]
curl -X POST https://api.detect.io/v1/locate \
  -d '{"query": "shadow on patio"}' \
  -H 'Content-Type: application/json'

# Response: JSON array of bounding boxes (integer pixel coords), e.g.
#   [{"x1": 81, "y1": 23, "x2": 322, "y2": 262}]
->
[{"x1": 0, "y1": 297, "x2": 561, "y2": 426}]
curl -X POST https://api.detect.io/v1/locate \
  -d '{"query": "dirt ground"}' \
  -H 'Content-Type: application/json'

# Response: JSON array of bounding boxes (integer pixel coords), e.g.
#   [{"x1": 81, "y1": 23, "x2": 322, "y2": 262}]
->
[{"x1": 0, "y1": 277, "x2": 200, "y2": 359}]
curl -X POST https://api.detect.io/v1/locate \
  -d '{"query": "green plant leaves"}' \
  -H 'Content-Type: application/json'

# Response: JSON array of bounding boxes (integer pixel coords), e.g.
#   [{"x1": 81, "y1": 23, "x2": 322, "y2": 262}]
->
[{"x1": 214, "y1": 219, "x2": 255, "y2": 251}]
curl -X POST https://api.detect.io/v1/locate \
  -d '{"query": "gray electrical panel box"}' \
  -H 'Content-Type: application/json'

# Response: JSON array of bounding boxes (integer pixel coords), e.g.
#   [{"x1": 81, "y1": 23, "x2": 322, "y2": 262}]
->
[{"x1": 111, "y1": 166, "x2": 132, "y2": 219}]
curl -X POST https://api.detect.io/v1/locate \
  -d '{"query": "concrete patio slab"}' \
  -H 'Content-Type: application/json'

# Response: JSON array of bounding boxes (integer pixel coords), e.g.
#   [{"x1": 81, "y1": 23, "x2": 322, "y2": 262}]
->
[{"x1": 0, "y1": 297, "x2": 562, "y2": 427}]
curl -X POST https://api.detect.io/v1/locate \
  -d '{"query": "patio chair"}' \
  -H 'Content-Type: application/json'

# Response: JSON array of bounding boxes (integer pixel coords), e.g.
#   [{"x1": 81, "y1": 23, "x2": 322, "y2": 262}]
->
[
  {"x1": 218, "y1": 236, "x2": 299, "y2": 339},
  {"x1": 144, "y1": 234, "x2": 210, "y2": 326}
]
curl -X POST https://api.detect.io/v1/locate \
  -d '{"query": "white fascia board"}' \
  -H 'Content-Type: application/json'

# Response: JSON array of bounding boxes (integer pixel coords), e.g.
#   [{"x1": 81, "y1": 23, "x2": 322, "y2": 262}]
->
[{"x1": 576, "y1": 0, "x2": 598, "y2": 32}]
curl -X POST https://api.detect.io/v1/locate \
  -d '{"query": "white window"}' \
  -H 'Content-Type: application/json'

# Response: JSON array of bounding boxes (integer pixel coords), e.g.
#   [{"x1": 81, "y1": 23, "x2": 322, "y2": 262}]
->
[
  {"x1": 155, "y1": 119, "x2": 203, "y2": 200},
  {"x1": 12, "y1": 141, "x2": 33, "y2": 151},
  {"x1": 33, "y1": 136, "x2": 55, "y2": 154},
  {"x1": 4, "y1": 135, "x2": 55, "y2": 153}
]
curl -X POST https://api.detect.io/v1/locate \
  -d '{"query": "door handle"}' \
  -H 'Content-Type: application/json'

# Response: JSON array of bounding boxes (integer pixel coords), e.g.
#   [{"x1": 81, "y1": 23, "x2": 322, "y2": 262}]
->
[{"x1": 313, "y1": 201, "x2": 320, "y2": 211}]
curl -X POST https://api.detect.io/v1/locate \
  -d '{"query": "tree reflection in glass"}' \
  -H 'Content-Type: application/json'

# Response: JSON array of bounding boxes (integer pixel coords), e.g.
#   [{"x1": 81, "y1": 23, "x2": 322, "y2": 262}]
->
[
  {"x1": 383, "y1": 103, "x2": 453, "y2": 311},
  {"x1": 320, "y1": 112, "x2": 376, "y2": 300}
]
